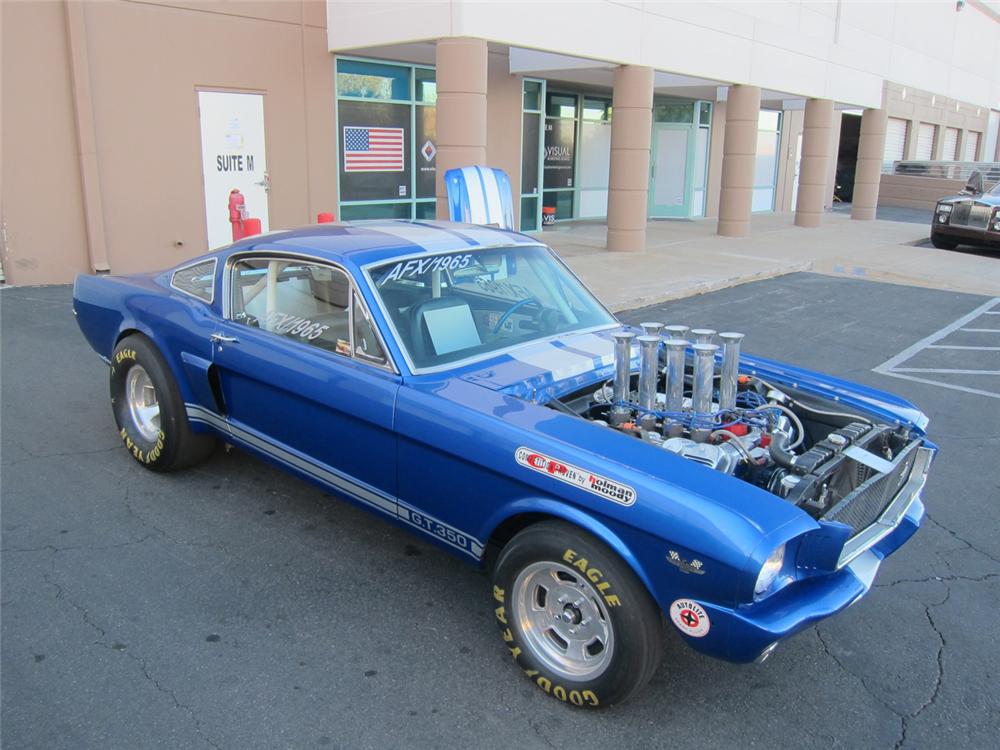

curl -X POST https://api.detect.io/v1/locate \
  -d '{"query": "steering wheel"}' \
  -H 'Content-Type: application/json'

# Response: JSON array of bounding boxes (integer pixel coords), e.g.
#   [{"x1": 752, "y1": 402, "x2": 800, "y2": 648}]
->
[{"x1": 492, "y1": 297, "x2": 540, "y2": 334}]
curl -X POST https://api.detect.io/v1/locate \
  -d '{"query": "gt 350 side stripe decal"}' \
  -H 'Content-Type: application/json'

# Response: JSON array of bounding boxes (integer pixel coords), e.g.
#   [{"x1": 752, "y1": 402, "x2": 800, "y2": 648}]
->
[{"x1": 185, "y1": 404, "x2": 485, "y2": 558}]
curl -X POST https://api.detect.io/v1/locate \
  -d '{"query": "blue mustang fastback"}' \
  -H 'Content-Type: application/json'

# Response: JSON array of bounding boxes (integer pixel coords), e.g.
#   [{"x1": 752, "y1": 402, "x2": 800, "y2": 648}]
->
[{"x1": 74, "y1": 220, "x2": 934, "y2": 707}]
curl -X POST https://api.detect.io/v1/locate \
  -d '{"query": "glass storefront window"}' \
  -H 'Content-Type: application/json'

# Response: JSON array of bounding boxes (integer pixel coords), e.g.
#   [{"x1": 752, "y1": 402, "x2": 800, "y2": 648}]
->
[
  {"x1": 546, "y1": 94, "x2": 577, "y2": 119},
  {"x1": 523, "y1": 80, "x2": 542, "y2": 112},
  {"x1": 521, "y1": 80, "x2": 546, "y2": 232},
  {"x1": 522, "y1": 113, "x2": 541, "y2": 195},
  {"x1": 521, "y1": 196, "x2": 539, "y2": 231},
  {"x1": 336, "y1": 58, "x2": 436, "y2": 220},
  {"x1": 337, "y1": 59, "x2": 410, "y2": 101},
  {"x1": 654, "y1": 100, "x2": 695, "y2": 124},
  {"x1": 582, "y1": 97, "x2": 611, "y2": 121},
  {"x1": 699, "y1": 101, "x2": 712, "y2": 126},
  {"x1": 752, "y1": 110, "x2": 781, "y2": 213},
  {"x1": 543, "y1": 190, "x2": 574, "y2": 220},
  {"x1": 414, "y1": 201, "x2": 436, "y2": 220},
  {"x1": 339, "y1": 202, "x2": 411, "y2": 220},
  {"x1": 415, "y1": 68, "x2": 437, "y2": 103}
]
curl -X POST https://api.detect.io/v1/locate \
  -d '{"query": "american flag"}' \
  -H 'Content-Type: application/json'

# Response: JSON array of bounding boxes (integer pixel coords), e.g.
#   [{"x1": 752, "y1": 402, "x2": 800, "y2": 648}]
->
[{"x1": 343, "y1": 126, "x2": 405, "y2": 172}]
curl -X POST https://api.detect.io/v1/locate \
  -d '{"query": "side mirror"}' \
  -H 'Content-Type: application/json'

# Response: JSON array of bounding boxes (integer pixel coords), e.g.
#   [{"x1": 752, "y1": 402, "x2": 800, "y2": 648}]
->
[{"x1": 963, "y1": 171, "x2": 984, "y2": 196}]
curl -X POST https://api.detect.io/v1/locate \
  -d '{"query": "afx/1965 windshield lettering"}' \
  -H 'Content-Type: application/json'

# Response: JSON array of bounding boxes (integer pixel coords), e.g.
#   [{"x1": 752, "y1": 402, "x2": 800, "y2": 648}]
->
[{"x1": 74, "y1": 220, "x2": 934, "y2": 707}]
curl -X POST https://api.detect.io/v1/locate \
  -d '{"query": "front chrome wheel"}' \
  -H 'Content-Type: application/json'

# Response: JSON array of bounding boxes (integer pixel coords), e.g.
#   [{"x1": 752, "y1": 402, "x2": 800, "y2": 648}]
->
[
  {"x1": 125, "y1": 364, "x2": 160, "y2": 442},
  {"x1": 512, "y1": 560, "x2": 615, "y2": 682}
]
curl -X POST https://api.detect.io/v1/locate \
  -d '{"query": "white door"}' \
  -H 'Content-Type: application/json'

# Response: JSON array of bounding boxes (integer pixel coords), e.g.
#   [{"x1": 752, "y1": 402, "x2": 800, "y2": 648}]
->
[
  {"x1": 198, "y1": 91, "x2": 269, "y2": 250},
  {"x1": 884, "y1": 117, "x2": 908, "y2": 170},
  {"x1": 915, "y1": 123, "x2": 936, "y2": 161}
]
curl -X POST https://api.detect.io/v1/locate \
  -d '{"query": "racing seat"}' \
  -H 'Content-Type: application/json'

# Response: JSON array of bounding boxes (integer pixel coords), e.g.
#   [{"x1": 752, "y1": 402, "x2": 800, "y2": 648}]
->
[{"x1": 408, "y1": 296, "x2": 481, "y2": 362}]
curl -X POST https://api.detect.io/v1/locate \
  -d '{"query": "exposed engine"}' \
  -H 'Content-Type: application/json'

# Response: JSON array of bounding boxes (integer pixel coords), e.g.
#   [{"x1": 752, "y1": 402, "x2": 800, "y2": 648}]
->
[{"x1": 551, "y1": 323, "x2": 923, "y2": 522}]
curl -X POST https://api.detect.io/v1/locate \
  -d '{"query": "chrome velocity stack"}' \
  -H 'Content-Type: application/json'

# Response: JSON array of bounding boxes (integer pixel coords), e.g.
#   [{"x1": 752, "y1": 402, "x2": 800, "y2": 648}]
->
[
  {"x1": 718, "y1": 332, "x2": 745, "y2": 412},
  {"x1": 637, "y1": 335, "x2": 661, "y2": 430},
  {"x1": 691, "y1": 343, "x2": 719, "y2": 442},
  {"x1": 691, "y1": 328, "x2": 717, "y2": 345},
  {"x1": 663, "y1": 338, "x2": 688, "y2": 437},
  {"x1": 611, "y1": 331, "x2": 635, "y2": 425}
]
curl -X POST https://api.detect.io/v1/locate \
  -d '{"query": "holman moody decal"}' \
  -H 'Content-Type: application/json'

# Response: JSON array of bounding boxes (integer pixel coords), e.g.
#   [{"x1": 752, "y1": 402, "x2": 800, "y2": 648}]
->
[{"x1": 515, "y1": 447, "x2": 636, "y2": 506}]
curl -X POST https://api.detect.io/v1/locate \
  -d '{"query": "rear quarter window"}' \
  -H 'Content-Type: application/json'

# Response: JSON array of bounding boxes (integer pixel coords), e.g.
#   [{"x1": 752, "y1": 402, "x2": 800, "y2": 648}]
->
[{"x1": 171, "y1": 259, "x2": 217, "y2": 302}]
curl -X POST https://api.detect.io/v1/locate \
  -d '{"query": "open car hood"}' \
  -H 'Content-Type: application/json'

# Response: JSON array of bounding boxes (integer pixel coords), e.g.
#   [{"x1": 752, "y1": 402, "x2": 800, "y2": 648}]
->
[{"x1": 457, "y1": 326, "x2": 928, "y2": 433}]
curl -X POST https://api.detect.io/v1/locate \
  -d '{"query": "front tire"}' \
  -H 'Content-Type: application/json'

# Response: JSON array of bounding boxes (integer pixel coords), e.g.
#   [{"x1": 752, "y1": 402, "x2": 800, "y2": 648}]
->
[
  {"x1": 930, "y1": 234, "x2": 958, "y2": 250},
  {"x1": 491, "y1": 521, "x2": 664, "y2": 707},
  {"x1": 110, "y1": 335, "x2": 215, "y2": 471}
]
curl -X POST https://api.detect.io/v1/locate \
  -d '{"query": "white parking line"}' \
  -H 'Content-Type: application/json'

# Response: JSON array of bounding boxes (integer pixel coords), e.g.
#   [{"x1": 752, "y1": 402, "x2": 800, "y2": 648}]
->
[
  {"x1": 874, "y1": 297, "x2": 1000, "y2": 400},
  {"x1": 927, "y1": 344, "x2": 1000, "y2": 351}
]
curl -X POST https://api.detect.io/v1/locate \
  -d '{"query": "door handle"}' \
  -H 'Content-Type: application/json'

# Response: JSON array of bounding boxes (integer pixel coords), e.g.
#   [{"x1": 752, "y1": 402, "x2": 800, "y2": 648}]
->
[{"x1": 210, "y1": 333, "x2": 239, "y2": 344}]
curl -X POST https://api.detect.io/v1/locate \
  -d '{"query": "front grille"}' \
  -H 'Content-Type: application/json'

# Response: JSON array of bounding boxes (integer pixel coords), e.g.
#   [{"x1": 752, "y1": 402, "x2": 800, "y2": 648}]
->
[
  {"x1": 823, "y1": 443, "x2": 920, "y2": 534},
  {"x1": 951, "y1": 201, "x2": 990, "y2": 229}
]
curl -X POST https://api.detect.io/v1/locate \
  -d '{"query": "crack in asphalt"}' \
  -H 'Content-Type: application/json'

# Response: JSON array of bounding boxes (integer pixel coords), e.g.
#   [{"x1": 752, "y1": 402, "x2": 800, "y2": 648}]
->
[
  {"x1": 815, "y1": 578, "x2": 955, "y2": 750},
  {"x1": 6, "y1": 441, "x2": 120, "y2": 467},
  {"x1": 876, "y1": 572, "x2": 1000, "y2": 588},
  {"x1": 926, "y1": 514, "x2": 1000, "y2": 568},
  {"x1": 41, "y1": 571, "x2": 222, "y2": 750},
  {"x1": 1, "y1": 535, "x2": 158, "y2": 555}
]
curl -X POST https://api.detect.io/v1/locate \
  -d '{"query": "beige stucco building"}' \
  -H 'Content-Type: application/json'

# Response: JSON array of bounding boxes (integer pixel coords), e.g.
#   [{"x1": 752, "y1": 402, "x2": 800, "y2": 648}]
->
[{"x1": 2, "y1": 0, "x2": 1000, "y2": 285}]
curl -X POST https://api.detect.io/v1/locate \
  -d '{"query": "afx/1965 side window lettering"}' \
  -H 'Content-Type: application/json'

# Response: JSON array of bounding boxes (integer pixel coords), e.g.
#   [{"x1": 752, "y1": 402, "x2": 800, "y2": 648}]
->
[{"x1": 230, "y1": 258, "x2": 352, "y2": 356}]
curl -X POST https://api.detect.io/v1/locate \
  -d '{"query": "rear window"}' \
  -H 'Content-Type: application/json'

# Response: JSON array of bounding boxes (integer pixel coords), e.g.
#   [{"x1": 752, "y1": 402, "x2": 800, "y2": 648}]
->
[{"x1": 171, "y1": 259, "x2": 217, "y2": 302}]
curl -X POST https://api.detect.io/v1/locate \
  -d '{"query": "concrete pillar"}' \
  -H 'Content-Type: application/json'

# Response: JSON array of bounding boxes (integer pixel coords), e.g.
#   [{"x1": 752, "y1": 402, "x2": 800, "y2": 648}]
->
[
  {"x1": 435, "y1": 38, "x2": 488, "y2": 220},
  {"x1": 794, "y1": 98, "x2": 835, "y2": 228},
  {"x1": 606, "y1": 65, "x2": 654, "y2": 252},
  {"x1": 825, "y1": 111, "x2": 843, "y2": 209},
  {"x1": 851, "y1": 108, "x2": 888, "y2": 221},
  {"x1": 718, "y1": 85, "x2": 761, "y2": 237}
]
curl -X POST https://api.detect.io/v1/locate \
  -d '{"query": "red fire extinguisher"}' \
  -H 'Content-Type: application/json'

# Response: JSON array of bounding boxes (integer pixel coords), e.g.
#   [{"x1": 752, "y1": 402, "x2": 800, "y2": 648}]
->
[{"x1": 228, "y1": 189, "x2": 248, "y2": 242}]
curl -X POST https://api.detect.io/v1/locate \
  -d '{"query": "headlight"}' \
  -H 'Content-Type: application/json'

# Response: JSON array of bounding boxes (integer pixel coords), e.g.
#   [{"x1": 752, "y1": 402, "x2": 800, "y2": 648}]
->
[{"x1": 754, "y1": 544, "x2": 786, "y2": 599}]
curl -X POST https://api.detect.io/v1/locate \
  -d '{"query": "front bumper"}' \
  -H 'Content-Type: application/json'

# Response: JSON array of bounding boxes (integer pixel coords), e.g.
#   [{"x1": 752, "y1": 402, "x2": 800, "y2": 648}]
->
[
  {"x1": 680, "y1": 496, "x2": 924, "y2": 663},
  {"x1": 931, "y1": 225, "x2": 1000, "y2": 248}
]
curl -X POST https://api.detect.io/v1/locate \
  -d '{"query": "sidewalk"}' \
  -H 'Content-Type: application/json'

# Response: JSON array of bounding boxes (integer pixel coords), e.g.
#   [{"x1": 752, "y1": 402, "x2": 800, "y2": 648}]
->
[{"x1": 545, "y1": 212, "x2": 1000, "y2": 312}]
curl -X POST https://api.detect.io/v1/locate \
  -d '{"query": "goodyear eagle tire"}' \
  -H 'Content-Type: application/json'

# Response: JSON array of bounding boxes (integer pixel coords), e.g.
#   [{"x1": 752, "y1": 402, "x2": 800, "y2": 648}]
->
[
  {"x1": 110, "y1": 335, "x2": 215, "y2": 471},
  {"x1": 491, "y1": 520, "x2": 664, "y2": 707}
]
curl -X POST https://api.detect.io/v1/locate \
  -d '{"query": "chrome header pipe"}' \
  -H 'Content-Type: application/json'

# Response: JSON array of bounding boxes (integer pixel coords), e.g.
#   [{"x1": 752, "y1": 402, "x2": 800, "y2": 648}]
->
[
  {"x1": 691, "y1": 328, "x2": 717, "y2": 345},
  {"x1": 663, "y1": 338, "x2": 688, "y2": 437},
  {"x1": 641, "y1": 322, "x2": 664, "y2": 338},
  {"x1": 611, "y1": 331, "x2": 635, "y2": 425},
  {"x1": 691, "y1": 343, "x2": 719, "y2": 442},
  {"x1": 718, "y1": 332, "x2": 745, "y2": 411},
  {"x1": 637, "y1": 335, "x2": 660, "y2": 430}
]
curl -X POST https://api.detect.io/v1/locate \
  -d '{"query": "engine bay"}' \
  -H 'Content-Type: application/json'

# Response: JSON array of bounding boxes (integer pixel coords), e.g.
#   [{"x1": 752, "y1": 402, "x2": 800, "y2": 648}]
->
[{"x1": 549, "y1": 324, "x2": 921, "y2": 524}]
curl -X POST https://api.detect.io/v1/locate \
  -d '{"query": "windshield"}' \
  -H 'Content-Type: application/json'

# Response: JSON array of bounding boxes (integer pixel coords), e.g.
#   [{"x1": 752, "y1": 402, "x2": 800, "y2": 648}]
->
[
  {"x1": 368, "y1": 245, "x2": 616, "y2": 370},
  {"x1": 989, "y1": 181, "x2": 1000, "y2": 196}
]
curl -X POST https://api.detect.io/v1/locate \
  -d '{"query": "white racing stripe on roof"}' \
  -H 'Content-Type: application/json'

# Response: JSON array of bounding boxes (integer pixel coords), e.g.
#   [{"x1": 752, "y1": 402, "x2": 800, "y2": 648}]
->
[
  {"x1": 481, "y1": 169, "x2": 506, "y2": 227},
  {"x1": 511, "y1": 342, "x2": 600, "y2": 381},
  {"x1": 367, "y1": 222, "x2": 475, "y2": 253},
  {"x1": 461, "y1": 167, "x2": 488, "y2": 223}
]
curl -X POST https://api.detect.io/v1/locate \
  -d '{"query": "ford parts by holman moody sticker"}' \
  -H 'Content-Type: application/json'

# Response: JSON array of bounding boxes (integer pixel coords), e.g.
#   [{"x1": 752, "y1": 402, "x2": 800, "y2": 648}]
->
[
  {"x1": 670, "y1": 599, "x2": 711, "y2": 638},
  {"x1": 515, "y1": 447, "x2": 636, "y2": 506}
]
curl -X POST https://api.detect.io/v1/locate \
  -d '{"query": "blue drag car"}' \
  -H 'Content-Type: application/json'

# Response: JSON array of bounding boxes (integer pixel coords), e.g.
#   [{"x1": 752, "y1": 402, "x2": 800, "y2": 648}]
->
[{"x1": 74, "y1": 221, "x2": 934, "y2": 707}]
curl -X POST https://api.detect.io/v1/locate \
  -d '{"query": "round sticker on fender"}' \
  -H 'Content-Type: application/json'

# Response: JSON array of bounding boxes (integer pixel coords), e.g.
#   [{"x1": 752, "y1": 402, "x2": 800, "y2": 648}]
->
[{"x1": 670, "y1": 599, "x2": 711, "y2": 638}]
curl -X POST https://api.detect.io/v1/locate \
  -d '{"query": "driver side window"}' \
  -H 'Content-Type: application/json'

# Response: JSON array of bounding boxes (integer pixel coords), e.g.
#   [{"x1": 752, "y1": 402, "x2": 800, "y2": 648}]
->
[{"x1": 230, "y1": 258, "x2": 352, "y2": 356}]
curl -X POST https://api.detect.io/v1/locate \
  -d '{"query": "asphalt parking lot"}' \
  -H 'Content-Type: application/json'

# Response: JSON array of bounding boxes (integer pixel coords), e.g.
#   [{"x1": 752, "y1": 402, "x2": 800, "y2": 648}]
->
[{"x1": 3, "y1": 273, "x2": 999, "y2": 749}]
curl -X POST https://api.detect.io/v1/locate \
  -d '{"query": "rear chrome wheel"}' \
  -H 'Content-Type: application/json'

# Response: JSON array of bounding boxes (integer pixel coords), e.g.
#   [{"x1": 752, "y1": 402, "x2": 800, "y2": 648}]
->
[
  {"x1": 110, "y1": 335, "x2": 215, "y2": 471},
  {"x1": 512, "y1": 561, "x2": 614, "y2": 681},
  {"x1": 125, "y1": 365, "x2": 160, "y2": 442}
]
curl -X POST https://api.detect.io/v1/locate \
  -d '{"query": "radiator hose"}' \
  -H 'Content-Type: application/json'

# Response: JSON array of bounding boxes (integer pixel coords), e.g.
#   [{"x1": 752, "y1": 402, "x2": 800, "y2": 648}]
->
[{"x1": 769, "y1": 431, "x2": 802, "y2": 474}]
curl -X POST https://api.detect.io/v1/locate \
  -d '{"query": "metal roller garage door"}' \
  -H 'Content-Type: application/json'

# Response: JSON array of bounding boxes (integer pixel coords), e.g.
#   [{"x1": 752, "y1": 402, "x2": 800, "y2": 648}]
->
[
  {"x1": 915, "y1": 123, "x2": 936, "y2": 160},
  {"x1": 943, "y1": 127, "x2": 960, "y2": 160},
  {"x1": 884, "y1": 118, "x2": 908, "y2": 169}
]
